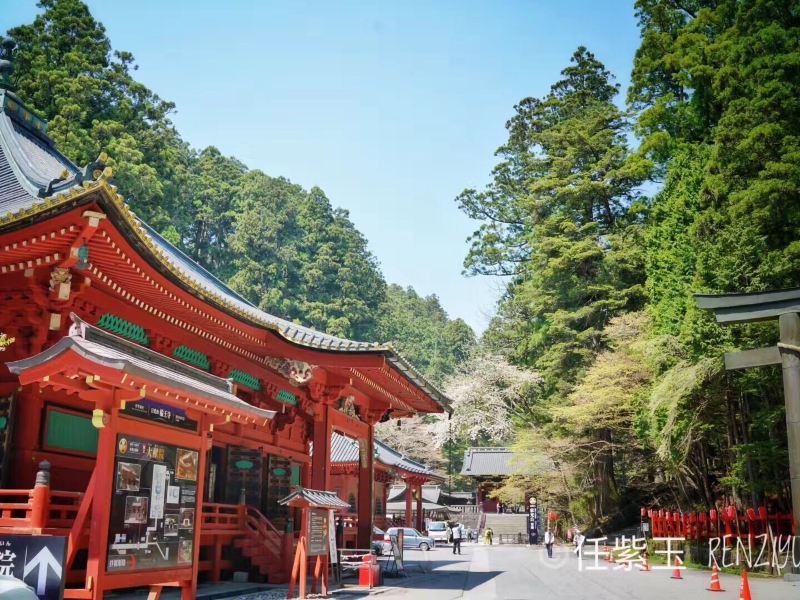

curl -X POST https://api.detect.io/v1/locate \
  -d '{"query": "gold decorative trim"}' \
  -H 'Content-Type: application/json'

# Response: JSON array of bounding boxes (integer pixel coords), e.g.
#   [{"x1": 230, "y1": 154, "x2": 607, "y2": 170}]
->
[{"x1": 0, "y1": 167, "x2": 447, "y2": 410}]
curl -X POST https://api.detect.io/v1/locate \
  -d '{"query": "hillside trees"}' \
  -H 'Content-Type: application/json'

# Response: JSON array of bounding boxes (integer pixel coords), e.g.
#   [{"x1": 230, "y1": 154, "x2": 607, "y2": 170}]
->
[
  {"x1": 455, "y1": 1, "x2": 800, "y2": 525},
  {"x1": 629, "y1": 0, "x2": 798, "y2": 510}
]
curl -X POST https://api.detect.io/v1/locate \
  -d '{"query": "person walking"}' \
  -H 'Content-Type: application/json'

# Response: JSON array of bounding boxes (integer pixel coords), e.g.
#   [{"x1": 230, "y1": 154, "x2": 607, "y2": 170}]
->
[
  {"x1": 452, "y1": 522, "x2": 463, "y2": 555},
  {"x1": 484, "y1": 526, "x2": 493, "y2": 545},
  {"x1": 573, "y1": 529, "x2": 585, "y2": 556},
  {"x1": 544, "y1": 529, "x2": 555, "y2": 558}
]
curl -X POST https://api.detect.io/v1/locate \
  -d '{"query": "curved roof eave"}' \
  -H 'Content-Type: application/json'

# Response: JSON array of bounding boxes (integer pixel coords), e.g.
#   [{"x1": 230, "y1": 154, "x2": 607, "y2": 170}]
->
[{"x1": 0, "y1": 103, "x2": 450, "y2": 412}]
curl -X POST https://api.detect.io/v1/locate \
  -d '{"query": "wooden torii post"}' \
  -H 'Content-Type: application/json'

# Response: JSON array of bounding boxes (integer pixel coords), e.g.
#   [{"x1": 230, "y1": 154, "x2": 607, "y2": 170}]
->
[
  {"x1": 695, "y1": 288, "x2": 800, "y2": 550},
  {"x1": 279, "y1": 487, "x2": 351, "y2": 599}
]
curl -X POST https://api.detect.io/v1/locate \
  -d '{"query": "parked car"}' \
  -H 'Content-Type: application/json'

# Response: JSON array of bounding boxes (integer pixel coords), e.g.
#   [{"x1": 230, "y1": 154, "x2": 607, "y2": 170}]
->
[
  {"x1": 426, "y1": 520, "x2": 449, "y2": 543},
  {"x1": 384, "y1": 527, "x2": 435, "y2": 551}
]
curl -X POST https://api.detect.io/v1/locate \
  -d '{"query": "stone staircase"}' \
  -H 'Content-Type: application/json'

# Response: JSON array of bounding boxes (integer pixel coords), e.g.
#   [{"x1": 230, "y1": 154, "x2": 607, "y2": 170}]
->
[
  {"x1": 482, "y1": 513, "x2": 529, "y2": 543},
  {"x1": 456, "y1": 511, "x2": 482, "y2": 531}
]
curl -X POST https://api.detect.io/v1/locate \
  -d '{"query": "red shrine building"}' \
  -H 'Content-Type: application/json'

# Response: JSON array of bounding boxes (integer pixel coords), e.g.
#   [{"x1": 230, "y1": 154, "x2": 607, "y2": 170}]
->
[
  {"x1": 0, "y1": 60, "x2": 447, "y2": 598},
  {"x1": 329, "y1": 431, "x2": 443, "y2": 543}
]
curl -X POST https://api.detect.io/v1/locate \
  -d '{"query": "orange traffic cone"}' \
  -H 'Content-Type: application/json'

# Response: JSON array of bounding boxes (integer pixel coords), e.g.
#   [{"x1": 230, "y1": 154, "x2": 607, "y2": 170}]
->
[
  {"x1": 670, "y1": 556, "x2": 683, "y2": 580},
  {"x1": 738, "y1": 569, "x2": 752, "y2": 600},
  {"x1": 639, "y1": 551, "x2": 651, "y2": 572},
  {"x1": 706, "y1": 564, "x2": 725, "y2": 592}
]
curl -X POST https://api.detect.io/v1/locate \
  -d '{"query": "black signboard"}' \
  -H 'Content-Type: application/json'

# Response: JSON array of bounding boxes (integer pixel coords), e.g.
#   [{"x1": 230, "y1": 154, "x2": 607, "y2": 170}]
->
[
  {"x1": 0, "y1": 534, "x2": 66, "y2": 600},
  {"x1": 122, "y1": 399, "x2": 197, "y2": 431},
  {"x1": 528, "y1": 499, "x2": 540, "y2": 544},
  {"x1": 307, "y1": 509, "x2": 328, "y2": 557},
  {"x1": 106, "y1": 435, "x2": 199, "y2": 572}
]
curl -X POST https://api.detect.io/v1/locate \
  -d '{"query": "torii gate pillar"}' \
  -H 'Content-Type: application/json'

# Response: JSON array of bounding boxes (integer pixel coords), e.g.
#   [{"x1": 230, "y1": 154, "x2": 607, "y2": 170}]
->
[
  {"x1": 779, "y1": 312, "x2": 800, "y2": 535},
  {"x1": 696, "y1": 288, "x2": 800, "y2": 577}
]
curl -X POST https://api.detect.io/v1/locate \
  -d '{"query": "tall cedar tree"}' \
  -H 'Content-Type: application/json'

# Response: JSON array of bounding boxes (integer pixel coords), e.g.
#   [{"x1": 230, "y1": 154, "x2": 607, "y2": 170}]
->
[{"x1": 457, "y1": 48, "x2": 650, "y2": 523}]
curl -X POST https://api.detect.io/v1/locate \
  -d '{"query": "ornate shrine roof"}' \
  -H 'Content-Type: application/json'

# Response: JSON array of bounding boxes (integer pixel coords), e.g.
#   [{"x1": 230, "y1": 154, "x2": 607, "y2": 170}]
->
[
  {"x1": 330, "y1": 431, "x2": 441, "y2": 479},
  {"x1": 7, "y1": 314, "x2": 276, "y2": 424},
  {"x1": 0, "y1": 81, "x2": 450, "y2": 413}
]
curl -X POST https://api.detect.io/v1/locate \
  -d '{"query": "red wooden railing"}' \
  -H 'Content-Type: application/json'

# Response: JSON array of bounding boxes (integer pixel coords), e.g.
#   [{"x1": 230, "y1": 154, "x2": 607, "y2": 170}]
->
[
  {"x1": 0, "y1": 488, "x2": 83, "y2": 531},
  {"x1": 642, "y1": 506, "x2": 795, "y2": 542}
]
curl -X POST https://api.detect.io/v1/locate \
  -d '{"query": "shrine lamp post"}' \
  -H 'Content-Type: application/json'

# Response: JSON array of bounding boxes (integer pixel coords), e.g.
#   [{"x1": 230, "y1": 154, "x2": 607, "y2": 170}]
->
[{"x1": 695, "y1": 288, "x2": 800, "y2": 552}]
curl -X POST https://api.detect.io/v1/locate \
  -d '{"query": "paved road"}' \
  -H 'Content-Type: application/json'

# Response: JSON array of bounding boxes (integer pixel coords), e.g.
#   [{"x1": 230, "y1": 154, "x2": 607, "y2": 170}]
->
[{"x1": 373, "y1": 543, "x2": 799, "y2": 600}]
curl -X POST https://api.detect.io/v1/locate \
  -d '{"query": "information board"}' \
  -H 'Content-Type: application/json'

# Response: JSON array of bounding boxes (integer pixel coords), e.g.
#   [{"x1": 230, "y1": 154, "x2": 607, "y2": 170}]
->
[
  {"x1": 0, "y1": 534, "x2": 66, "y2": 600},
  {"x1": 307, "y1": 509, "x2": 329, "y2": 557},
  {"x1": 106, "y1": 435, "x2": 199, "y2": 572},
  {"x1": 389, "y1": 530, "x2": 404, "y2": 571}
]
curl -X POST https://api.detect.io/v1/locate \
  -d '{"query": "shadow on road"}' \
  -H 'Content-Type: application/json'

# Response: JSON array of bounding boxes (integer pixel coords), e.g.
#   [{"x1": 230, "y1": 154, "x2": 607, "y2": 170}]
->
[{"x1": 383, "y1": 570, "x2": 503, "y2": 592}]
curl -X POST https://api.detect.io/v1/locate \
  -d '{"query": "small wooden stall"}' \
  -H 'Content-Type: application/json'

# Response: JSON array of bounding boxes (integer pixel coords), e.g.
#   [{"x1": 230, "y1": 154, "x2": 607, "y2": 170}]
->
[{"x1": 279, "y1": 488, "x2": 350, "y2": 599}]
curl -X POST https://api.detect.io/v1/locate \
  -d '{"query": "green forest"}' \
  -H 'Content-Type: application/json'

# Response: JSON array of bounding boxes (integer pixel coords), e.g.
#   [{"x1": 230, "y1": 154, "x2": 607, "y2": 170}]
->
[{"x1": 4, "y1": 0, "x2": 800, "y2": 532}]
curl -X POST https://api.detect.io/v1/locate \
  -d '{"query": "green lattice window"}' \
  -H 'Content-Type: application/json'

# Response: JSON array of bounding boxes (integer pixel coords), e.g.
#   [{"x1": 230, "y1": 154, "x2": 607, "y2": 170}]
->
[
  {"x1": 275, "y1": 389, "x2": 297, "y2": 406},
  {"x1": 96, "y1": 313, "x2": 149, "y2": 345},
  {"x1": 44, "y1": 408, "x2": 98, "y2": 455},
  {"x1": 172, "y1": 345, "x2": 210, "y2": 370},
  {"x1": 229, "y1": 369, "x2": 261, "y2": 391}
]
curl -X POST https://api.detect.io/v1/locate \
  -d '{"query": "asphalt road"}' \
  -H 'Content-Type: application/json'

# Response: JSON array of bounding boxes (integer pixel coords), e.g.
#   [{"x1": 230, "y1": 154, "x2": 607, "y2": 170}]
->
[{"x1": 373, "y1": 543, "x2": 799, "y2": 600}]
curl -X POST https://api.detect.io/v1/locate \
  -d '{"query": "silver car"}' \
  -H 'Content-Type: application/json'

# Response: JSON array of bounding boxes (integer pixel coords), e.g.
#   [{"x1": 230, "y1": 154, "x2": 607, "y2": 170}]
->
[{"x1": 384, "y1": 526, "x2": 435, "y2": 551}]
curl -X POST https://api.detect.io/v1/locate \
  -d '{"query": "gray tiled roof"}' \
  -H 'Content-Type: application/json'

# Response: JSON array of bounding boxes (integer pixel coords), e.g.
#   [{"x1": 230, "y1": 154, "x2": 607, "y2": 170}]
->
[
  {"x1": 386, "y1": 484, "x2": 454, "y2": 513},
  {"x1": 0, "y1": 95, "x2": 80, "y2": 215},
  {"x1": 460, "y1": 447, "x2": 517, "y2": 476},
  {"x1": 0, "y1": 89, "x2": 451, "y2": 412},
  {"x1": 330, "y1": 432, "x2": 439, "y2": 477},
  {"x1": 6, "y1": 314, "x2": 276, "y2": 424},
  {"x1": 278, "y1": 488, "x2": 351, "y2": 509}
]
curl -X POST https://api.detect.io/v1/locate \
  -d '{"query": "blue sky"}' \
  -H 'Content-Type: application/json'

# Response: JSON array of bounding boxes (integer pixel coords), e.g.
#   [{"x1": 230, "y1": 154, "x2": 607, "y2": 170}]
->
[{"x1": 2, "y1": 1, "x2": 642, "y2": 334}]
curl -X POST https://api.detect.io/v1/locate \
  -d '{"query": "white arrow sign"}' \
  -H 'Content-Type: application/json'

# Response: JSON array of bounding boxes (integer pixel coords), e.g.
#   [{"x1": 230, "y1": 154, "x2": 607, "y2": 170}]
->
[{"x1": 23, "y1": 546, "x2": 62, "y2": 595}]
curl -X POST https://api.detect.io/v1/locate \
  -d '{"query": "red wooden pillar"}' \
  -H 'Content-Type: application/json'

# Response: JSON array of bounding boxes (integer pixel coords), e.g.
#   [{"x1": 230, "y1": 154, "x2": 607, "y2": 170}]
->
[
  {"x1": 186, "y1": 416, "x2": 209, "y2": 600},
  {"x1": 415, "y1": 482, "x2": 424, "y2": 532},
  {"x1": 382, "y1": 480, "x2": 389, "y2": 528},
  {"x1": 404, "y1": 480, "x2": 413, "y2": 527},
  {"x1": 311, "y1": 402, "x2": 332, "y2": 490},
  {"x1": 85, "y1": 397, "x2": 116, "y2": 598},
  {"x1": 356, "y1": 423, "x2": 375, "y2": 548}
]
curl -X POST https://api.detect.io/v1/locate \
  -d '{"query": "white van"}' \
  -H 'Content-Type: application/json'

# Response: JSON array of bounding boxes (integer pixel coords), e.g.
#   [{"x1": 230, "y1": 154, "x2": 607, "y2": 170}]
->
[{"x1": 426, "y1": 520, "x2": 449, "y2": 543}]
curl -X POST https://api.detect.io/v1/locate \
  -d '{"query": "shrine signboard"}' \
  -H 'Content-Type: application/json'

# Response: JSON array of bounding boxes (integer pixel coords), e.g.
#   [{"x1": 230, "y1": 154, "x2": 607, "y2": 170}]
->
[
  {"x1": 121, "y1": 399, "x2": 197, "y2": 432},
  {"x1": 307, "y1": 509, "x2": 329, "y2": 556},
  {"x1": 106, "y1": 435, "x2": 199, "y2": 572}
]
